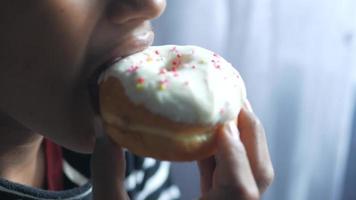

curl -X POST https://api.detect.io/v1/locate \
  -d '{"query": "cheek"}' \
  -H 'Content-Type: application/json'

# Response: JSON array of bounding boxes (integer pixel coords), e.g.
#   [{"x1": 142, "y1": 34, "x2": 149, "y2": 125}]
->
[{"x1": 0, "y1": 1, "x2": 103, "y2": 153}]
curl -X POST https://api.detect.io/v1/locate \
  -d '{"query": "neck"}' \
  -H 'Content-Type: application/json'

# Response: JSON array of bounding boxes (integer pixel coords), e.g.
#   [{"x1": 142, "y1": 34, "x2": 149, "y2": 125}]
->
[{"x1": 0, "y1": 112, "x2": 45, "y2": 188}]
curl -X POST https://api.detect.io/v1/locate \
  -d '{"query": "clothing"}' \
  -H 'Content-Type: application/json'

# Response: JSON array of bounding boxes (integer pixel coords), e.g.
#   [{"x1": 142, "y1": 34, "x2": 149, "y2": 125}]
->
[{"x1": 0, "y1": 139, "x2": 181, "y2": 200}]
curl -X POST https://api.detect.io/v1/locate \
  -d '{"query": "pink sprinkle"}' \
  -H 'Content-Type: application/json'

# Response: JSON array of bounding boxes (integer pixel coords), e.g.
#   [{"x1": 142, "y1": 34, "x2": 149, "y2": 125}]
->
[
  {"x1": 159, "y1": 68, "x2": 167, "y2": 74},
  {"x1": 127, "y1": 65, "x2": 139, "y2": 73},
  {"x1": 171, "y1": 46, "x2": 178, "y2": 53},
  {"x1": 159, "y1": 79, "x2": 168, "y2": 84},
  {"x1": 215, "y1": 65, "x2": 221, "y2": 69},
  {"x1": 172, "y1": 66, "x2": 177, "y2": 72}
]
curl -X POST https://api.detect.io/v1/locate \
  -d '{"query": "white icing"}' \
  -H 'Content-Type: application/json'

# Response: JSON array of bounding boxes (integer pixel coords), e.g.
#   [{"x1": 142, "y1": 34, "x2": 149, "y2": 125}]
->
[{"x1": 99, "y1": 45, "x2": 246, "y2": 125}]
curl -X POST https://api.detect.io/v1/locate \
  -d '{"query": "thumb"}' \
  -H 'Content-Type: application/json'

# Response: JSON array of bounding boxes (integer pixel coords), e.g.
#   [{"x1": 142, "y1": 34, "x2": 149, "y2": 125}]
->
[{"x1": 91, "y1": 119, "x2": 129, "y2": 200}]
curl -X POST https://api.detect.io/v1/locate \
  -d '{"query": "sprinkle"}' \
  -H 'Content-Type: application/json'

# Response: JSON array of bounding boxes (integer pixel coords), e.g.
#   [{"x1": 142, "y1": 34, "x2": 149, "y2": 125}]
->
[
  {"x1": 158, "y1": 79, "x2": 168, "y2": 90},
  {"x1": 155, "y1": 50, "x2": 160, "y2": 55},
  {"x1": 199, "y1": 60, "x2": 206, "y2": 64},
  {"x1": 213, "y1": 53, "x2": 219, "y2": 57},
  {"x1": 183, "y1": 81, "x2": 189, "y2": 86},
  {"x1": 172, "y1": 66, "x2": 177, "y2": 72},
  {"x1": 173, "y1": 72, "x2": 179, "y2": 77},
  {"x1": 172, "y1": 61, "x2": 177, "y2": 65},
  {"x1": 136, "y1": 77, "x2": 145, "y2": 90},
  {"x1": 126, "y1": 65, "x2": 139, "y2": 73},
  {"x1": 171, "y1": 46, "x2": 178, "y2": 53},
  {"x1": 146, "y1": 56, "x2": 153, "y2": 63},
  {"x1": 136, "y1": 77, "x2": 145, "y2": 84},
  {"x1": 215, "y1": 65, "x2": 221, "y2": 69},
  {"x1": 177, "y1": 54, "x2": 181, "y2": 58},
  {"x1": 159, "y1": 68, "x2": 167, "y2": 75},
  {"x1": 136, "y1": 84, "x2": 144, "y2": 90},
  {"x1": 192, "y1": 65, "x2": 196, "y2": 69}
]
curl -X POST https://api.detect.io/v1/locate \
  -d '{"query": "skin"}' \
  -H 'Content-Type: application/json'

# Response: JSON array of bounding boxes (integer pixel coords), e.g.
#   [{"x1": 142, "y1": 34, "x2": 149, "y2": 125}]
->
[{"x1": 0, "y1": 0, "x2": 274, "y2": 199}]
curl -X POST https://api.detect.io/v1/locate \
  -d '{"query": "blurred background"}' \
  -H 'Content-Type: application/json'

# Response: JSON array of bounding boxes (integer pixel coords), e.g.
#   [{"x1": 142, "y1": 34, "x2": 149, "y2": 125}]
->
[{"x1": 152, "y1": 0, "x2": 356, "y2": 200}]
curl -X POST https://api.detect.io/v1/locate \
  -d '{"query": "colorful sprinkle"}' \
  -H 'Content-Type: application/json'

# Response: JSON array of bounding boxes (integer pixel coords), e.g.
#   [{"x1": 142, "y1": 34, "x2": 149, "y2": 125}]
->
[
  {"x1": 146, "y1": 56, "x2": 153, "y2": 63},
  {"x1": 159, "y1": 68, "x2": 167, "y2": 75},
  {"x1": 199, "y1": 60, "x2": 206, "y2": 64},
  {"x1": 158, "y1": 79, "x2": 168, "y2": 91},
  {"x1": 126, "y1": 65, "x2": 139, "y2": 73},
  {"x1": 155, "y1": 50, "x2": 160, "y2": 55},
  {"x1": 136, "y1": 77, "x2": 145, "y2": 90}
]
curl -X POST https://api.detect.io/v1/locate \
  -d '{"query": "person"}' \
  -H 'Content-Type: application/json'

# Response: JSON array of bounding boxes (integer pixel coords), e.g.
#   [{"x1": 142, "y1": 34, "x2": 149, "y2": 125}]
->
[{"x1": 0, "y1": 0, "x2": 274, "y2": 199}]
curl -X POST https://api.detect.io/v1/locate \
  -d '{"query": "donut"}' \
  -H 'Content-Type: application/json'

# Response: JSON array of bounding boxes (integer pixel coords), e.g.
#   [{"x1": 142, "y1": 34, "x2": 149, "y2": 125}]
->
[{"x1": 98, "y1": 45, "x2": 246, "y2": 161}]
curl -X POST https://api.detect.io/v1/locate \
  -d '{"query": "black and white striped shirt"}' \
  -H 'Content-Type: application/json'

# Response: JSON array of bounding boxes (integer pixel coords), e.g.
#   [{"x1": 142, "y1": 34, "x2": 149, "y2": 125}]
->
[{"x1": 0, "y1": 147, "x2": 181, "y2": 200}]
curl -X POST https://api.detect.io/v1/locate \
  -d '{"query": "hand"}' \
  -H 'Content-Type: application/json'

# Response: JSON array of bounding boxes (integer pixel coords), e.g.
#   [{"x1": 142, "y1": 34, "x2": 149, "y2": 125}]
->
[
  {"x1": 198, "y1": 102, "x2": 274, "y2": 200},
  {"x1": 90, "y1": 118, "x2": 129, "y2": 200}
]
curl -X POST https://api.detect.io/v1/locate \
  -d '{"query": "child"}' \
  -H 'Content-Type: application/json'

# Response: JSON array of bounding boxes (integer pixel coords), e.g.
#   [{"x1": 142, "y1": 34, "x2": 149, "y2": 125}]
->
[{"x1": 0, "y1": 0, "x2": 273, "y2": 199}]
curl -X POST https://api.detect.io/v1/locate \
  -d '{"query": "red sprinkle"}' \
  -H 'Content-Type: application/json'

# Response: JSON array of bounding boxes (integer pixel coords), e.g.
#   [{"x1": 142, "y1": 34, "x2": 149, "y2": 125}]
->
[{"x1": 136, "y1": 77, "x2": 145, "y2": 84}]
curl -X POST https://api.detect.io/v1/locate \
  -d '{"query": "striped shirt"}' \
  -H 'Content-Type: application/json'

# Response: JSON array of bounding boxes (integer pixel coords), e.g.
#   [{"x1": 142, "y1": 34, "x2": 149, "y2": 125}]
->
[{"x1": 0, "y1": 140, "x2": 181, "y2": 200}]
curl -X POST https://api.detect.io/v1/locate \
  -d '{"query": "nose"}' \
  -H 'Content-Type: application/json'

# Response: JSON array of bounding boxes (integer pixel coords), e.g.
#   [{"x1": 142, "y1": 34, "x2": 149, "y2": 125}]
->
[{"x1": 108, "y1": 0, "x2": 166, "y2": 24}]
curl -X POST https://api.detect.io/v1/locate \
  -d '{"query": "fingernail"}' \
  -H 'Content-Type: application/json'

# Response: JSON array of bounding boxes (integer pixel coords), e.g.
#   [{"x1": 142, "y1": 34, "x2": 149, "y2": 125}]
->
[{"x1": 244, "y1": 99, "x2": 254, "y2": 113}]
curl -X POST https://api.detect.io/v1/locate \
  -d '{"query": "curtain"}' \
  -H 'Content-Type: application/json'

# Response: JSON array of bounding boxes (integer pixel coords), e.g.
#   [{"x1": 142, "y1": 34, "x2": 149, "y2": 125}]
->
[{"x1": 153, "y1": 0, "x2": 356, "y2": 200}]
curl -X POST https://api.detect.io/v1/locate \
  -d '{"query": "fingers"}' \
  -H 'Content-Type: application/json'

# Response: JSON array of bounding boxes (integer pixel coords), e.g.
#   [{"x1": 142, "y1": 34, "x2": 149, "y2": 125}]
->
[
  {"x1": 212, "y1": 121, "x2": 260, "y2": 200},
  {"x1": 238, "y1": 101, "x2": 274, "y2": 193},
  {"x1": 91, "y1": 118, "x2": 129, "y2": 200}
]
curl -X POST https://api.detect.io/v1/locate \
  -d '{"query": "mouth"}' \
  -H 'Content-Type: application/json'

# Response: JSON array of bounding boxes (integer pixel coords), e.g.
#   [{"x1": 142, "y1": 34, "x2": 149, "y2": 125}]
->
[{"x1": 88, "y1": 30, "x2": 155, "y2": 114}]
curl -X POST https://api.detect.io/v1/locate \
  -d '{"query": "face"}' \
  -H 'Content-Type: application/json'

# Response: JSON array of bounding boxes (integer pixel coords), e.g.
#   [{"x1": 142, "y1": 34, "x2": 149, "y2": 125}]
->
[{"x1": 0, "y1": 0, "x2": 166, "y2": 153}]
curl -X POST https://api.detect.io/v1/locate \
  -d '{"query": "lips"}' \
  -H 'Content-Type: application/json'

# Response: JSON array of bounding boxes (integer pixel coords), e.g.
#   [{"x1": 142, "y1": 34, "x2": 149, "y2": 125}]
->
[{"x1": 88, "y1": 29, "x2": 154, "y2": 114}]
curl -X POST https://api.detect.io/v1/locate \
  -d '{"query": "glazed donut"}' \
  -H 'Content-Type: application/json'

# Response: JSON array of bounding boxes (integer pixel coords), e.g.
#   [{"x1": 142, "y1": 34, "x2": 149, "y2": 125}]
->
[{"x1": 98, "y1": 45, "x2": 246, "y2": 161}]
